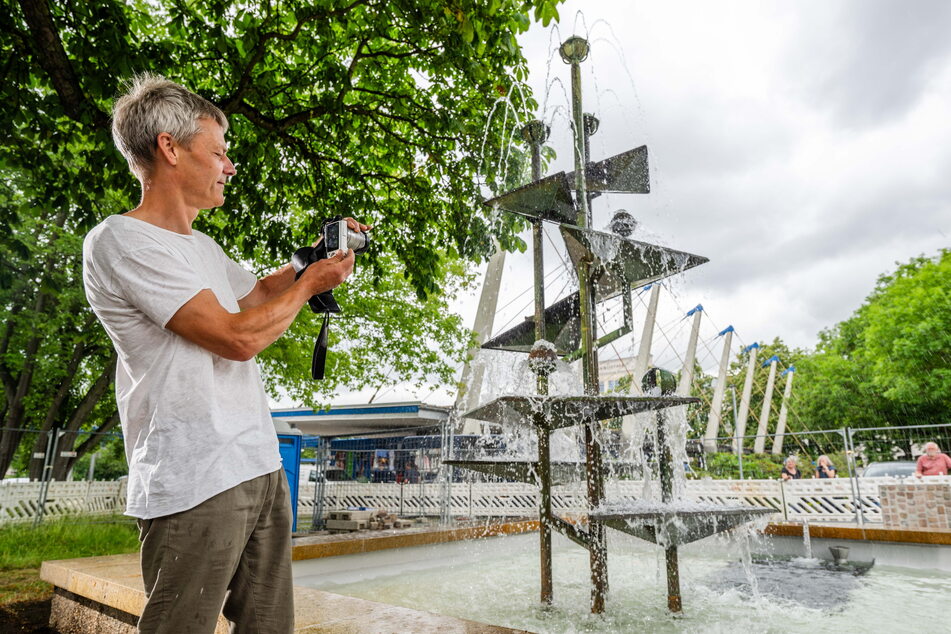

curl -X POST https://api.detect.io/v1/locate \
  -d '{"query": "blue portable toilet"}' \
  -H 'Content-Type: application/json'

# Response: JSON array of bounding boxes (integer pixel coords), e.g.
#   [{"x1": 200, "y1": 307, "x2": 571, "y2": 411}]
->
[{"x1": 277, "y1": 433, "x2": 302, "y2": 532}]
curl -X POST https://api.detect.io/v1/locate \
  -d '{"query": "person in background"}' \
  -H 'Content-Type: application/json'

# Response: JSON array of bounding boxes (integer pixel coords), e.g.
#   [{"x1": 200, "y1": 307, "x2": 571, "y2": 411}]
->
[
  {"x1": 780, "y1": 456, "x2": 802, "y2": 480},
  {"x1": 815, "y1": 455, "x2": 837, "y2": 479},
  {"x1": 915, "y1": 442, "x2": 951, "y2": 477}
]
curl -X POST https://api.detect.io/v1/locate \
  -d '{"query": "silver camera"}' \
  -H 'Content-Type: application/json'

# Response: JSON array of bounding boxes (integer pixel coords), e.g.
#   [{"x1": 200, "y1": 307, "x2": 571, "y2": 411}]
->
[{"x1": 324, "y1": 219, "x2": 370, "y2": 258}]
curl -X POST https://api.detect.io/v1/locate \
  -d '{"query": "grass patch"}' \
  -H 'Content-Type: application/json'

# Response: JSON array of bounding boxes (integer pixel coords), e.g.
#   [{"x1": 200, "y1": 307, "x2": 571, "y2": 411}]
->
[
  {"x1": 0, "y1": 516, "x2": 140, "y2": 571},
  {"x1": 0, "y1": 568, "x2": 51, "y2": 604}
]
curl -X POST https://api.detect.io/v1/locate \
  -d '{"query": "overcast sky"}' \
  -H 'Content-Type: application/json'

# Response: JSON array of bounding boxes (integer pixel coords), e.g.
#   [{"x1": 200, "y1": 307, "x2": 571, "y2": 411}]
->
[{"x1": 288, "y1": 0, "x2": 951, "y2": 407}]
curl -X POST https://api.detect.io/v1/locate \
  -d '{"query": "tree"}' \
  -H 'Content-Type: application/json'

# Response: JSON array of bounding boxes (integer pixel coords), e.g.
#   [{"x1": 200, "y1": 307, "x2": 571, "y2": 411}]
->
[
  {"x1": 0, "y1": 0, "x2": 564, "y2": 478},
  {"x1": 861, "y1": 250, "x2": 951, "y2": 423},
  {"x1": 786, "y1": 250, "x2": 951, "y2": 460}
]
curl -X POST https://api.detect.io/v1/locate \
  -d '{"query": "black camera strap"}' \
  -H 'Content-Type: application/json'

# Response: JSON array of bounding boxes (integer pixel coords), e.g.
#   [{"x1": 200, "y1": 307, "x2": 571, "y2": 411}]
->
[
  {"x1": 293, "y1": 211, "x2": 368, "y2": 381},
  {"x1": 293, "y1": 242, "x2": 342, "y2": 381},
  {"x1": 312, "y1": 311, "x2": 330, "y2": 380}
]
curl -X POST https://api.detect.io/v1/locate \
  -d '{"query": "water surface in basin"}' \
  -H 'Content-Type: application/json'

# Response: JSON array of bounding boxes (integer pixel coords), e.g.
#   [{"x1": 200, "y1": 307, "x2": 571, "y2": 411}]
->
[{"x1": 293, "y1": 532, "x2": 947, "y2": 633}]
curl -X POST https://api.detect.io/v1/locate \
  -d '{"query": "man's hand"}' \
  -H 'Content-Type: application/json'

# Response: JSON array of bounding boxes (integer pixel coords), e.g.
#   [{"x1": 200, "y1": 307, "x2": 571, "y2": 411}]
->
[
  {"x1": 344, "y1": 217, "x2": 373, "y2": 232},
  {"x1": 299, "y1": 249, "x2": 355, "y2": 295}
]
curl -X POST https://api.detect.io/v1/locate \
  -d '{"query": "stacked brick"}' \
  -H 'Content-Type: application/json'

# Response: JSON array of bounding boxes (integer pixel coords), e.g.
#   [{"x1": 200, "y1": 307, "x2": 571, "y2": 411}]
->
[
  {"x1": 325, "y1": 508, "x2": 413, "y2": 533},
  {"x1": 880, "y1": 481, "x2": 951, "y2": 530}
]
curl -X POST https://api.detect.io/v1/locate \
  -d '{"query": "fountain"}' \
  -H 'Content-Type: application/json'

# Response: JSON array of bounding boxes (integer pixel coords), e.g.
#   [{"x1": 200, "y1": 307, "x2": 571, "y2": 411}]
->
[{"x1": 445, "y1": 35, "x2": 773, "y2": 615}]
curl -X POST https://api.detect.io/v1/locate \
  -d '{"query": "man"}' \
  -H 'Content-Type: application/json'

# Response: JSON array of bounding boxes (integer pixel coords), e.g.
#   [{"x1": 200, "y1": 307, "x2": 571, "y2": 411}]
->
[
  {"x1": 915, "y1": 442, "x2": 951, "y2": 477},
  {"x1": 83, "y1": 73, "x2": 368, "y2": 633}
]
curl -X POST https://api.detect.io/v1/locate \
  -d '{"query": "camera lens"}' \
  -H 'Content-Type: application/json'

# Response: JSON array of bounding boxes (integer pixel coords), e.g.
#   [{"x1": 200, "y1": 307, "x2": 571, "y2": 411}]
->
[{"x1": 347, "y1": 230, "x2": 369, "y2": 253}]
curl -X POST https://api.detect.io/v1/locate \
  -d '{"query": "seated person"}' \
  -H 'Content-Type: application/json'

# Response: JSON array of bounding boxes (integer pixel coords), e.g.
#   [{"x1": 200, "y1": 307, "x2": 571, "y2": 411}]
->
[
  {"x1": 781, "y1": 456, "x2": 802, "y2": 480},
  {"x1": 815, "y1": 455, "x2": 837, "y2": 478}
]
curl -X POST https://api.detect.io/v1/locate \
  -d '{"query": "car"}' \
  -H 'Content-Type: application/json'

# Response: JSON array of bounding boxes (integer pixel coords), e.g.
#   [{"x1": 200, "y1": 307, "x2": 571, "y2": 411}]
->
[{"x1": 860, "y1": 461, "x2": 917, "y2": 478}]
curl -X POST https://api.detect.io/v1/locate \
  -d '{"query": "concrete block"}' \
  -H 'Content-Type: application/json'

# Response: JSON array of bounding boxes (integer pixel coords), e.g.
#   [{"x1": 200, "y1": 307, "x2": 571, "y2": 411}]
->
[{"x1": 325, "y1": 519, "x2": 367, "y2": 531}]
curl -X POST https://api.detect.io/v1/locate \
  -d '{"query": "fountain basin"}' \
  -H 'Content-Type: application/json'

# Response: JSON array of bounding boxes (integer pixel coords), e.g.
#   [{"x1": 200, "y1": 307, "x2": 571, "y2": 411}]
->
[
  {"x1": 293, "y1": 530, "x2": 950, "y2": 632},
  {"x1": 39, "y1": 521, "x2": 951, "y2": 632}
]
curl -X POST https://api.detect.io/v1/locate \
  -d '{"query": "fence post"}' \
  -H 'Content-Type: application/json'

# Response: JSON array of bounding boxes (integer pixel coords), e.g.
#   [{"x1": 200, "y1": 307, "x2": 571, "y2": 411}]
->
[
  {"x1": 840, "y1": 428, "x2": 858, "y2": 525},
  {"x1": 83, "y1": 479, "x2": 93, "y2": 514},
  {"x1": 737, "y1": 446, "x2": 744, "y2": 480},
  {"x1": 34, "y1": 430, "x2": 60, "y2": 527},
  {"x1": 779, "y1": 479, "x2": 788, "y2": 521},
  {"x1": 846, "y1": 428, "x2": 865, "y2": 526},
  {"x1": 115, "y1": 479, "x2": 124, "y2": 514}
]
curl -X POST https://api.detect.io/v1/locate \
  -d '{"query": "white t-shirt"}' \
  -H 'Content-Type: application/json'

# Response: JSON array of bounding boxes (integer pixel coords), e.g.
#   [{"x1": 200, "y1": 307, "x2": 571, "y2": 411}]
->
[{"x1": 82, "y1": 214, "x2": 281, "y2": 519}]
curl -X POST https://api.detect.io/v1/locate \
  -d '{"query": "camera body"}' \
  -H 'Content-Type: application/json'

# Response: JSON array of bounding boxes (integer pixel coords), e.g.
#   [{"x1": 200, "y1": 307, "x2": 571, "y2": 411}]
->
[
  {"x1": 323, "y1": 219, "x2": 370, "y2": 258},
  {"x1": 291, "y1": 217, "x2": 370, "y2": 314}
]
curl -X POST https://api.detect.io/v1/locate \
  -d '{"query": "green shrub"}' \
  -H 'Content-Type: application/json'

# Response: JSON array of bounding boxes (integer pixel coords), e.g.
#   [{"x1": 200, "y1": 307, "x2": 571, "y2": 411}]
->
[{"x1": 697, "y1": 452, "x2": 785, "y2": 479}]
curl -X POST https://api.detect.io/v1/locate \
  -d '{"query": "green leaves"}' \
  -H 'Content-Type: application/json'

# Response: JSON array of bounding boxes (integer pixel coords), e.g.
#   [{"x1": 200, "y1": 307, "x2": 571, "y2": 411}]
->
[
  {"x1": 745, "y1": 249, "x2": 951, "y2": 448},
  {"x1": 1, "y1": 0, "x2": 568, "y2": 441},
  {"x1": 532, "y1": 0, "x2": 560, "y2": 27}
]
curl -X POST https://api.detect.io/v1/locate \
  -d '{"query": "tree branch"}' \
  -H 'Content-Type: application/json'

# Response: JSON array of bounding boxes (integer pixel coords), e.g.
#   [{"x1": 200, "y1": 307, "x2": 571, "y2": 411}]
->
[
  {"x1": 358, "y1": 44, "x2": 441, "y2": 61},
  {"x1": 16, "y1": 0, "x2": 109, "y2": 127},
  {"x1": 63, "y1": 354, "x2": 117, "y2": 433},
  {"x1": 221, "y1": 0, "x2": 372, "y2": 111},
  {"x1": 224, "y1": 99, "x2": 335, "y2": 134},
  {"x1": 39, "y1": 322, "x2": 94, "y2": 433}
]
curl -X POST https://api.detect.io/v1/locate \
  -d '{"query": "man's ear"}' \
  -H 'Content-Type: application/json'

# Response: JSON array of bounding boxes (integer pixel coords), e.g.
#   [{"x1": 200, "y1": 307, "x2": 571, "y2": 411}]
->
[{"x1": 156, "y1": 132, "x2": 179, "y2": 166}]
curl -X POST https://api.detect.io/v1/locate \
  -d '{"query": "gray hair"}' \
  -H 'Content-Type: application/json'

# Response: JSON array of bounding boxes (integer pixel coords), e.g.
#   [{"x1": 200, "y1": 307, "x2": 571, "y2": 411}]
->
[
  {"x1": 111, "y1": 72, "x2": 228, "y2": 179},
  {"x1": 785, "y1": 456, "x2": 797, "y2": 465}
]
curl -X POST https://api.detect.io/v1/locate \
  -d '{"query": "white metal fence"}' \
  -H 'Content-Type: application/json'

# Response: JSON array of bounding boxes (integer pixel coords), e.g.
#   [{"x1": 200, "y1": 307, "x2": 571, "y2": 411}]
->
[
  {"x1": 297, "y1": 476, "x2": 950, "y2": 525},
  {"x1": 3, "y1": 476, "x2": 947, "y2": 526},
  {"x1": 0, "y1": 480, "x2": 128, "y2": 523}
]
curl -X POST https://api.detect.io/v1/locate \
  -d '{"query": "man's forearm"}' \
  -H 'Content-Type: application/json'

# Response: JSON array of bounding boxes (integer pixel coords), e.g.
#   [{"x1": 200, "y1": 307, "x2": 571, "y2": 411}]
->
[
  {"x1": 227, "y1": 280, "x2": 313, "y2": 360},
  {"x1": 257, "y1": 263, "x2": 298, "y2": 303},
  {"x1": 166, "y1": 281, "x2": 311, "y2": 363},
  {"x1": 169, "y1": 251, "x2": 352, "y2": 362},
  {"x1": 228, "y1": 256, "x2": 350, "y2": 360},
  {"x1": 238, "y1": 262, "x2": 300, "y2": 311}
]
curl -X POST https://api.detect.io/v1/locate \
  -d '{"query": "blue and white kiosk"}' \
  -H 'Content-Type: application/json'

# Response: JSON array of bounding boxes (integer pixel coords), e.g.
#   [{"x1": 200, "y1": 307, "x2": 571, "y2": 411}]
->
[{"x1": 272, "y1": 401, "x2": 452, "y2": 530}]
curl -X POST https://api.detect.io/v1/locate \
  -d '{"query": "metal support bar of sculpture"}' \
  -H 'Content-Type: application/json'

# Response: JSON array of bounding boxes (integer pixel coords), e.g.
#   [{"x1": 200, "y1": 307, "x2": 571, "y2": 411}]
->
[
  {"x1": 525, "y1": 118, "x2": 554, "y2": 604},
  {"x1": 561, "y1": 35, "x2": 609, "y2": 614}
]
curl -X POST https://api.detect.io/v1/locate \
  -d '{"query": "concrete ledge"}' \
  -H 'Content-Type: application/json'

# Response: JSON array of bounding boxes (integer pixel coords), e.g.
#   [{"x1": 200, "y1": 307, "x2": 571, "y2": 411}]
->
[{"x1": 764, "y1": 522, "x2": 951, "y2": 546}]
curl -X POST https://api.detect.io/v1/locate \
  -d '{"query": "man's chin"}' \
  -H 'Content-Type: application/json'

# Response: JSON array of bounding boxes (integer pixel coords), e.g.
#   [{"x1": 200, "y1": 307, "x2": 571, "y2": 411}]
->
[{"x1": 198, "y1": 198, "x2": 225, "y2": 211}]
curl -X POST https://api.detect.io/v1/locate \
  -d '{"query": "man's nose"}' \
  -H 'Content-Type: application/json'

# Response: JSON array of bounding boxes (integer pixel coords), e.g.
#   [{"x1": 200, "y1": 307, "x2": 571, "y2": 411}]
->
[{"x1": 224, "y1": 156, "x2": 237, "y2": 176}]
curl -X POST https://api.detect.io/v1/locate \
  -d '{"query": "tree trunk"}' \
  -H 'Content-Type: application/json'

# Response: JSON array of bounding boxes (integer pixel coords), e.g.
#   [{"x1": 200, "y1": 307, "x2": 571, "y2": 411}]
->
[
  {"x1": 52, "y1": 411, "x2": 120, "y2": 481},
  {"x1": 28, "y1": 354, "x2": 117, "y2": 481}
]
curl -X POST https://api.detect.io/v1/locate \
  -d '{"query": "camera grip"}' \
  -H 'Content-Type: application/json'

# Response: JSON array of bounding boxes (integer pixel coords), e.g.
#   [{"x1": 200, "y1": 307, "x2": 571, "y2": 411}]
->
[{"x1": 291, "y1": 245, "x2": 341, "y2": 314}]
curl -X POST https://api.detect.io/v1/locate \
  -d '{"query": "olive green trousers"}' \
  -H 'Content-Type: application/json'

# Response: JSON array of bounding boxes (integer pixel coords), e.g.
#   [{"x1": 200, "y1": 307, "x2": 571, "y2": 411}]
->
[{"x1": 136, "y1": 469, "x2": 294, "y2": 634}]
